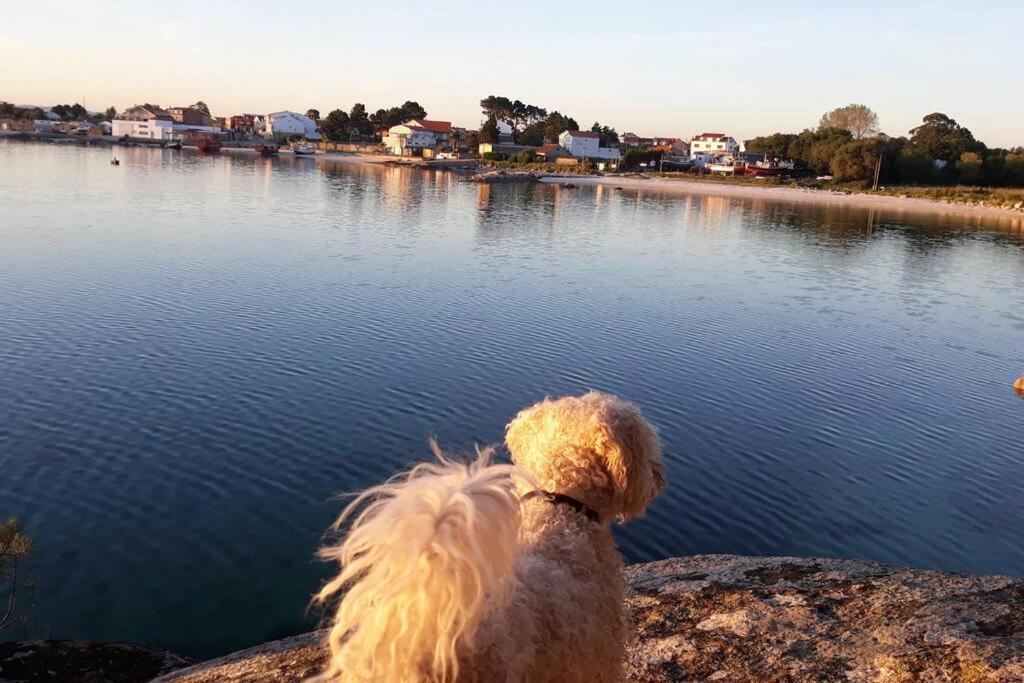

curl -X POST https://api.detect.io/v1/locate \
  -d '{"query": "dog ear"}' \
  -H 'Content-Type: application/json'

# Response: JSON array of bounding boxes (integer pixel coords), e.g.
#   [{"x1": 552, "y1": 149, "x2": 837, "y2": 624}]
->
[{"x1": 595, "y1": 397, "x2": 665, "y2": 521}]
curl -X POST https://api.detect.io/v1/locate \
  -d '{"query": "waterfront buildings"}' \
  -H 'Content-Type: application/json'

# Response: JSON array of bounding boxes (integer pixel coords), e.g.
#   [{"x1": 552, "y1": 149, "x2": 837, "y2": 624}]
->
[
  {"x1": 111, "y1": 117, "x2": 175, "y2": 140},
  {"x1": 558, "y1": 130, "x2": 621, "y2": 160},
  {"x1": 168, "y1": 106, "x2": 213, "y2": 127},
  {"x1": 263, "y1": 111, "x2": 320, "y2": 142},
  {"x1": 383, "y1": 119, "x2": 453, "y2": 155},
  {"x1": 690, "y1": 132, "x2": 739, "y2": 156}
]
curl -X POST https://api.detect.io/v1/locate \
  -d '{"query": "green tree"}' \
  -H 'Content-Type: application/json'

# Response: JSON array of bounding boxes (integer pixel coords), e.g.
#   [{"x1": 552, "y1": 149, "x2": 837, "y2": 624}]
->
[
  {"x1": 745, "y1": 133, "x2": 798, "y2": 160},
  {"x1": 819, "y1": 104, "x2": 879, "y2": 139},
  {"x1": 1002, "y1": 153, "x2": 1024, "y2": 187},
  {"x1": 479, "y1": 96, "x2": 547, "y2": 139},
  {"x1": 192, "y1": 101, "x2": 210, "y2": 115},
  {"x1": 305, "y1": 109, "x2": 320, "y2": 121},
  {"x1": 830, "y1": 138, "x2": 886, "y2": 181},
  {"x1": 399, "y1": 101, "x2": 427, "y2": 121},
  {"x1": 320, "y1": 109, "x2": 351, "y2": 142},
  {"x1": 590, "y1": 121, "x2": 619, "y2": 146},
  {"x1": 787, "y1": 127, "x2": 853, "y2": 174},
  {"x1": 349, "y1": 103, "x2": 372, "y2": 137},
  {"x1": 908, "y1": 113, "x2": 981, "y2": 162},
  {"x1": 895, "y1": 151, "x2": 939, "y2": 184},
  {"x1": 516, "y1": 121, "x2": 545, "y2": 146},
  {"x1": 104, "y1": 106, "x2": 118, "y2": 121},
  {"x1": 543, "y1": 111, "x2": 578, "y2": 144},
  {"x1": 1, "y1": 517, "x2": 37, "y2": 632},
  {"x1": 479, "y1": 115, "x2": 500, "y2": 144},
  {"x1": 955, "y1": 151, "x2": 985, "y2": 184}
]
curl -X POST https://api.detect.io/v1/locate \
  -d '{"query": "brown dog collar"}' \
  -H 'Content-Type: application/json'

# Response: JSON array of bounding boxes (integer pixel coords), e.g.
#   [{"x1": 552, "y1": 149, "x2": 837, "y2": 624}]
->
[{"x1": 522, "y1": 490, "x2": 600, "y2": 523}]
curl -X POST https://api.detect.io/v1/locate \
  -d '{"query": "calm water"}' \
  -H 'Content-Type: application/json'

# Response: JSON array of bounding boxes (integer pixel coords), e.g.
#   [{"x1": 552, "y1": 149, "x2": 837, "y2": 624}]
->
[{"x1": 2, "y1": 140, "x2": 1023, "y2": 657}]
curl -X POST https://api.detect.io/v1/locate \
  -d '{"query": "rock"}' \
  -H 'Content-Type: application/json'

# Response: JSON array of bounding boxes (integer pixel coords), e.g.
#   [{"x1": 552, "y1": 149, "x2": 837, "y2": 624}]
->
[
  {"x1": 625, "y1": 555, "x2": 1024, "y2": 682},
  {"x1": 13, "y1": 556, "x2": 1023, "y2": 682},
  {"x1": 154, "y1": 631, "x2": 328, "y2": 683},
  {"x1": 467, "y1": 170, "x2": 543, "y2": 183},
  {"x1": 0, "y1": 639, "x2": 188, "y2": 683}
]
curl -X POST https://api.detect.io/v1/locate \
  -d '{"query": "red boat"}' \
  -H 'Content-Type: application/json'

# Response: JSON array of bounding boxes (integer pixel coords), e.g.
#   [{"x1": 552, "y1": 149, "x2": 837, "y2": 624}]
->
[
  {"x1": 196, "y1": 137, "x2": 222, "y2": 154},
  {"x1": 254, "y1": 143, "x2": 279, "y2": 156}
]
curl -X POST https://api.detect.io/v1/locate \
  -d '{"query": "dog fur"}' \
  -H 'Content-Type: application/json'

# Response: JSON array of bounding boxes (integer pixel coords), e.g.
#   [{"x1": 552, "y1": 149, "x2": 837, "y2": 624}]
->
[{"x1": 314, "y1": 391, "x2": 665, "y2": 682}]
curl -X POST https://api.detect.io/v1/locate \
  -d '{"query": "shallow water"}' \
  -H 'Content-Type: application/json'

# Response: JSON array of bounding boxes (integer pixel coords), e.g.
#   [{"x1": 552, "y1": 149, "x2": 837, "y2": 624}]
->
[{"x1": 1, "y1": 140, "x2": 1023, "y2": 657}]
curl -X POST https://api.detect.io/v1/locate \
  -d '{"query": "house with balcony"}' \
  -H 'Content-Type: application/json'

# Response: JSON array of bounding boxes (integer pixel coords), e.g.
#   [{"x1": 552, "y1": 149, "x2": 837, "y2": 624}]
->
[
  {"x1": 383, "y1": 119, "x2": 453, "y2": 155},
  {"x1": 384, "y1": 124, "x2": 437, "y2": 155},
  {"x1": 111, "y1": 117, "x2": 175, "y2": 140},
  {"x1": 690, "y1": 133, "x2": 738, "y2": 156}
]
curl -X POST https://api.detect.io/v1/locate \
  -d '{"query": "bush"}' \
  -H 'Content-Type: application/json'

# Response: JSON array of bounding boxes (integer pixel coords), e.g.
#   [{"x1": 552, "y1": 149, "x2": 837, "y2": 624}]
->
[
  {"x1": 482, "y1": 151, "x2": 505, "y2": 161},
  {"x1": 621, "y1": 148, "x2": 654, "y2": 170},
  {"x1": 830, "y1": 139, "x2": 885, "y2": 182},
  {"x1": 896, "y1": 151, "x2": 940, "y2": 184},
  {"x1": 509, "y1": 151, "x2": 535, "y2": 164}
]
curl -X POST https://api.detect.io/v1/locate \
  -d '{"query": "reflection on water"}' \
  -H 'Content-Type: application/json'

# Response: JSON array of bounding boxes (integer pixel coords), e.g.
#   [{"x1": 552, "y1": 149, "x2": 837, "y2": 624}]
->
[{"x1": 1, "y1": 140, "x2": 1023, "y2": 658}]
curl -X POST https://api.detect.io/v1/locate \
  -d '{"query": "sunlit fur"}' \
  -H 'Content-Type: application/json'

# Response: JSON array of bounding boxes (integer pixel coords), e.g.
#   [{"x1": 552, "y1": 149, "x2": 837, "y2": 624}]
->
[{"x1": 314, "y1": 392, "x2": 665, "y2": 682}]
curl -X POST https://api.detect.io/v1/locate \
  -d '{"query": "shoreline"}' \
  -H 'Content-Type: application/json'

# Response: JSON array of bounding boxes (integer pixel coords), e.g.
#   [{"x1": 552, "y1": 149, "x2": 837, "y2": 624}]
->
[
  {"x1": 539, "y1": 174, "x2": 1024, "y2": 226},
  {"x1": 5, "y1": 133, "x2": 1022, "y2": 227}
]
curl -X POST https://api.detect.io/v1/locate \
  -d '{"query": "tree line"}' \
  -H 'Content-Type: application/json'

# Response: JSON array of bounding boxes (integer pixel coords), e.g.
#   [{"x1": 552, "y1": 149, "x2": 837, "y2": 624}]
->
[
  {"x1": 315, "y1": 101, "x2": 428, "y2": 142},
  {"x1": 1, "y1": 101, "x2": 118, "y2": 124},
  {"x1": 476, "y1": 95, "x2": 619, "y2": 147},
  {"x1": 746, "y1": 104, "x2": 1024, "y2": 187}
]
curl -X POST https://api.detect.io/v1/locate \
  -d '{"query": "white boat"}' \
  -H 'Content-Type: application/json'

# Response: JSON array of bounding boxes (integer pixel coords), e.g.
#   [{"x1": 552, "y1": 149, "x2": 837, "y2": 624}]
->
[
  {"x1": 291, "y1": 143, "x2": 316, "y2": 155},
  {"x1": 707, "y1": 157, "x2": 745, "y2": 175}
]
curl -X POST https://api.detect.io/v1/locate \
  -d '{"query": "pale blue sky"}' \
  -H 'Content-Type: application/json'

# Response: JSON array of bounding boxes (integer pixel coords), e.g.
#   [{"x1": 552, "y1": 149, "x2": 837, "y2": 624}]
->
[{"x1": 3, "y1": 1, "x2": 1021, "y2": 146}]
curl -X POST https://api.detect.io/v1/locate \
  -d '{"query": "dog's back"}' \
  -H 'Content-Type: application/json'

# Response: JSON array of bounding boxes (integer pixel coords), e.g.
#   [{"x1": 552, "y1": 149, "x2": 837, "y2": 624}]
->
[{"x1": 467, "y1": 499, "x2": 627, "y2": 683}]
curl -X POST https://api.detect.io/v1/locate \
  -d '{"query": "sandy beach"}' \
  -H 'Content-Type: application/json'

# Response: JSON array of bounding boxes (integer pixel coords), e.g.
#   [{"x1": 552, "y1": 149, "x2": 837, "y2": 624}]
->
[{"x1": 538, "y1": 175, "x2": 1024, "y2": 229}]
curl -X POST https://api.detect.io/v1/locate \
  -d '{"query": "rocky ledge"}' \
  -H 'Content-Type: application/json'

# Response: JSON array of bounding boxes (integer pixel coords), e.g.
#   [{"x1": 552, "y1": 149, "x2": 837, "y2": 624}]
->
[
  {"x1": 5, "y1": 555, "x2": 1022, "y2": 682},
  {"x1": 0, "y1": 639, "x2": 189, "y2": 682},
  {"x1": 467, "y1": 169, "x2": 545, "y2": 183}
]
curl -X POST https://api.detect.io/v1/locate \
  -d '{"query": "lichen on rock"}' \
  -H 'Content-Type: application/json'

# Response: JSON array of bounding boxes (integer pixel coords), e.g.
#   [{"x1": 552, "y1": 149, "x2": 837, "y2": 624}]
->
[{"x1": 624, "y1": 555, "x2": 1024, "y2": 682}]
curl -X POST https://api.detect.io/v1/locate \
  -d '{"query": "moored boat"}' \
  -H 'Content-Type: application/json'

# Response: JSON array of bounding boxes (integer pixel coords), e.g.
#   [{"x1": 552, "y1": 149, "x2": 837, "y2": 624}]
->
[
  {"x1": 290, "y1": 143, "x2": 316, "y2": 155},
  {"x1": 743, "y1": 159, "x2": 796, "y2": 177},
  {"x1": 196, "y1": 137, "x2": 222, "y2": 154},
  {"x1": 254, "y1": 143, "x2": 279, "y2": 156},
  {"x1": 707, "y1": 158, "x2": 745, "y2": 175}
]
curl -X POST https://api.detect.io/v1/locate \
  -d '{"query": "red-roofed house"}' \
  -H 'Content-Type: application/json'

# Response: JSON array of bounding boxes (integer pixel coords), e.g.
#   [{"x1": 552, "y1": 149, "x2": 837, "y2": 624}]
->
[
  {"x1": 534, "y1": 143, "x2": 574, "y2": 162},
  {"x1": 405, "y1": 119, "x2": 452, "y2": 145},
  {"x1": 384, "y1": 118, "x2": 453, "y2": 155}
]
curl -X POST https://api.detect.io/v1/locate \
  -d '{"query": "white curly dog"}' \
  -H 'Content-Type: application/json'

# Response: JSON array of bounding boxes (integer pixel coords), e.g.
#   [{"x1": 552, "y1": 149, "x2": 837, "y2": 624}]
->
[{"x1": 314, "y1": 391, "x2": 665, "y2": 682}]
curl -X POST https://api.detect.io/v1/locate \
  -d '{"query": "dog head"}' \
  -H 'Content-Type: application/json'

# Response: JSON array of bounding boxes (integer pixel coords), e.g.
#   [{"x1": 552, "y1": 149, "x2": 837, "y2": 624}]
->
[{"x1": 505, "y1": 391, "x2": 665, "y2": 522}]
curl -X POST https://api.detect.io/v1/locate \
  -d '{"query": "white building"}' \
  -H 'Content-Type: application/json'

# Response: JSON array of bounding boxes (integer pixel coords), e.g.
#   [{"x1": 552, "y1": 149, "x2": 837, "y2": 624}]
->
[
  {"x1": 384, "y1": 124, "x2": 437, "y2": 155},
  {"x1": 263, "y1": 111, "x2": 320, "y2": 141},
  {"x1": 558, "y1": 130, "x2": 621, "y2": 160},
  {"x1": 112, "y1": 118, "x2": 175, "y2": 140},
  {"x1": 689, "y1": 132, "x2": 739, "y2": 156},
  {"x1": 383, "y1": 119, "x2": 453, "y2": 155}
]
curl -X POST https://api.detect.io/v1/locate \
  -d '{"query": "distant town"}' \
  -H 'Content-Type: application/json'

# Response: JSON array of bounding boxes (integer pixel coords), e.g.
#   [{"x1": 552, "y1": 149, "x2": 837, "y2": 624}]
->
[{"x1": 2, "y1": 97, "x2": 1022, "y2": 190}]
